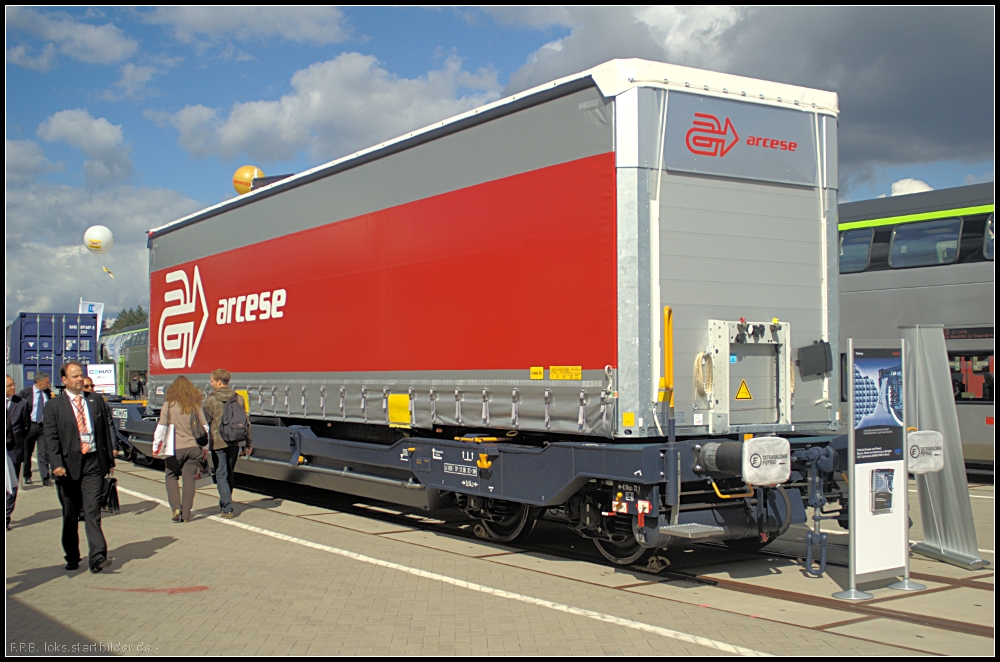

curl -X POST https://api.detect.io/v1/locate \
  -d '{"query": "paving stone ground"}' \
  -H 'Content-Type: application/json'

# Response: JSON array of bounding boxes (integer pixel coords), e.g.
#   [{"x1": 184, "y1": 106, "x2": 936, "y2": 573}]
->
[{"x1": 5, "y1": 464, "x2": 993, "y2": 656}]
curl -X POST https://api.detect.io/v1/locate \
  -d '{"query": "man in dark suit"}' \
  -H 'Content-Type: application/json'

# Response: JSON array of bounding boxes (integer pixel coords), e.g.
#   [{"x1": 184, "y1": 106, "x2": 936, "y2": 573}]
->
[
  {"x1": 45, "y1": 361, "x2": 115, "y2": 573},
  {"x1": 6, "y1": 374, "x2": 31, "y2": 529},
  {"x1": 18, "y1": 372, "x2": 52, "y2": 485}
]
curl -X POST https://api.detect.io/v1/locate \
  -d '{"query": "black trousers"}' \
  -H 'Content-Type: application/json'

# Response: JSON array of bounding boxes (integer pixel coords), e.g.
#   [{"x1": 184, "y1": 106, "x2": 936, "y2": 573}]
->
[
  {"x1": 56, "y1": 453, "x2": 108, "y2": 568},
  {"x1": 23, "y1": 422, "x2": 49, "y2": 481}
]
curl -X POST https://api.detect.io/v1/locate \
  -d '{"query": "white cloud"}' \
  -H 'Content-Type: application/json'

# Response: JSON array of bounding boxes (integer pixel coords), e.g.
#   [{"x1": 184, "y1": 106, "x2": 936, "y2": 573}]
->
[
  {"x1": 101, "y1": 58, "x2": 181, "y2": 101},
  {"x1": 5, "y1": 140, "x2": 63, "y2": 186},
  {"x1": 6, "y1": 43, "x2": 57, "y2": 72},
  {"x1": 5, "y1": 183, "x2": 202, "y2": 322},
  {"x1": 964, "y1": 170, "x2": 994, "y2": 186},
  {"x1": 6, "y1": 7, "x2": 138, "y2": 67},
  {"x1": 37, "y1": 109, "x2": 133, "y2": 186},
  {"x1": 494, "y1": 7, "x2": 742, "y2": 94},
  {"x1": 144, "y1": 7, "x2": 350, "y2": 45},
  {"x1": 890, "y1": 178, "x2": 934, "y2": 196},
  {"x1": 151, "y1": 52, "x2": 501, "y2": 163}
]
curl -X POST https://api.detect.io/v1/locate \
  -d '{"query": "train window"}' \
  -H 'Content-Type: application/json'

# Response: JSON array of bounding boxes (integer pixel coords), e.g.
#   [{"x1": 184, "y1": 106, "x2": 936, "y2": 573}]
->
[
  {"x1": 949, "y1": 351, "x2": 994, "y2": 403},
  {"x1": 839, "y1": 229, "x2": 873, "y2": 273},
  {"x1": 889, "y1": 218, "x2": 962, "y2": 268},
  {"x1": 985, "y1": 213, "x2": 994, "y2": 260}
]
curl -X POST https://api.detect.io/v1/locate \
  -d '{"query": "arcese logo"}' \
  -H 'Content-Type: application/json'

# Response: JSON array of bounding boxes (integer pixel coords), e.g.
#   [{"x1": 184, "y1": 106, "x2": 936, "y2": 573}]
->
[
  {"x1": 157, "y1": 264, "x2": 290, "y2": 370},
  {"x1": 686, "y1": 113, "x2": 799, "y2": 158},
  {"x1": 686, "y1": 113, "x2": 739, "y2": 157},
  {"x1": 158, "y1": 266, "x2": 209, "y2": 370}
]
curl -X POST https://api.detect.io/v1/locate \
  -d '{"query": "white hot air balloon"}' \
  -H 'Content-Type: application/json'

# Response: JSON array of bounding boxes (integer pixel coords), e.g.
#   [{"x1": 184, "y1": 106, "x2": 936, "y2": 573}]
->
[{"x1": 84, "y1": 225, "x2": 114, "y2": 254}]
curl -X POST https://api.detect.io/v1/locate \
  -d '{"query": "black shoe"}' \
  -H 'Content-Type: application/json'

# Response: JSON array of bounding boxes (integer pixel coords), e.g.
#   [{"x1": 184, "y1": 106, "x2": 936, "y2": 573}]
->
[
  {"x1": 23, "y1": 477, "x2": 32, "y2": 485},
  {"x1": 65, "y1": 561, "x2": 80, "y2": 571},
  {"x1": 91, "y1": 557, "x2": 114, "y2": 573},
  {"x1": 42, "y1": 479, "x2": 51, "y2": 487}
]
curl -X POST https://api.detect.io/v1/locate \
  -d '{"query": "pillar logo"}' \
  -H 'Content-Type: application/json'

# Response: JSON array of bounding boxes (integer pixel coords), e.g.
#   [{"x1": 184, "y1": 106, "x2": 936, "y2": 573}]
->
[
  {"x1": 686, "y1": 112, "x2": 740, "y2": 157},
  {"x1": 157, "y1": 265, "x2": 209, "y2": 370}
]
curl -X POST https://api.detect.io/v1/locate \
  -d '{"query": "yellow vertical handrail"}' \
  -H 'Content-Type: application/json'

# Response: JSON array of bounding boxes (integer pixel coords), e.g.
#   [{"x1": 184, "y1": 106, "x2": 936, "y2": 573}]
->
[{"x1": 659, "y1": 306, "x2": 674, "y2": 409}]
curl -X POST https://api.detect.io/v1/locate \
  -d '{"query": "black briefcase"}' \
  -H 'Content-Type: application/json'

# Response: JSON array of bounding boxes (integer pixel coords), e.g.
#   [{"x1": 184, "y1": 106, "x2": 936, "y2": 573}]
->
[{"x1": 101, "y1": 476, "x2": 120, "y2": 514}]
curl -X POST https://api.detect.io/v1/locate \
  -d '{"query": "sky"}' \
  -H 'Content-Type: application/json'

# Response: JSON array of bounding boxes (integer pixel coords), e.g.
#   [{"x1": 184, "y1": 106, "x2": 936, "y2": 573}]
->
[{"x1": 5, "y1": 6, "x2": 995, "y2": 323}]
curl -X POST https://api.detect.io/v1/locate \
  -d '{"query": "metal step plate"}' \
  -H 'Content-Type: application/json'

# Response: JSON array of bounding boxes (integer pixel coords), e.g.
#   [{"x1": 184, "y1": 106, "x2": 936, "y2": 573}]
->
[{"x1": 658, "y1": 523, "x2": 726, "y2": 539}]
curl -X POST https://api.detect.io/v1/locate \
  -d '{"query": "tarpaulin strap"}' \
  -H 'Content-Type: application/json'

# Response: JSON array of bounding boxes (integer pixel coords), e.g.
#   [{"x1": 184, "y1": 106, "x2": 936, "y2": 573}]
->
[
  {"x1": 600, "y1": 389, "x2": 609, "y2": 434},
  {"x1": 284, "y1": 386, "x2": 290, "y2": 415},
  {"x1": 511, "y1": 388, "x2": 519, "y2": 428},
  {"x1": 578, "y1": 390, "x2": 587, "y2": 431},
  {"x1": 382, "y1": 387, "x2": 390, "y2": 424},
  {"x1": 361, "y1": 386, "x2": 368, "y2": 422},
  {"x1": 270, "y1": 387, "x2": 277, "y2": 414},
  {"x1": 257, "y1": 385, "x2": 263, "y2": 414},
  {"x1": 301, "y1": 386, "x2": 308, "y2": 416},
  {"x1": 339, "y1": 386, "x2": 346, "y2": 420},
  {"x1": 544, "y1": 390, "x2": 552, "y2": 429},
  {"x1": 408, "y1": 387, "x2": 415, "y2": 424},
  {"x1": 481, "y1": 388, "x2": 490, "y2": 425},
  {"x1": 455, "y1": 388, "x2": 463, "y2": 425},
  {"x1": 319, "y1": 386, "x2": 326, "y2": 418},
  {"x1": 430, "y1": 388, "x2": 438, "y2": 423}
]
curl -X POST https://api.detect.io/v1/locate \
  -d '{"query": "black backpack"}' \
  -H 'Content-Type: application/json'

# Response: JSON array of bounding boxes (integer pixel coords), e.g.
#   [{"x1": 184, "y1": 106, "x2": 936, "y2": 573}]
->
[{"x1": 220, "y1": 394, "x2": 248, "y2": 444}]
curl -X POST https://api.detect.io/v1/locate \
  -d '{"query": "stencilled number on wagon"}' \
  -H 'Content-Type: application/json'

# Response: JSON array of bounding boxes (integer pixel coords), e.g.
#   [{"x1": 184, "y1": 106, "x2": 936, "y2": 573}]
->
[{"x1": 112, "y1": 408, "x2": 129, "y2": 419}]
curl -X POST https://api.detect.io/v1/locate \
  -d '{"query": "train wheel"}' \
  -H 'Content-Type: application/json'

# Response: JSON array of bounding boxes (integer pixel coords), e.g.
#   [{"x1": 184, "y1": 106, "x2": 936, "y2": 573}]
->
[
  {"x1": 723, "y1": 536, "x2": 773, "y2": 554},
  {"x1": 594, "y1": 537, "x2": 654, "y2": 566},
  {"x1": 480, "y1": 502, "x2": 538, "y2": 543}
]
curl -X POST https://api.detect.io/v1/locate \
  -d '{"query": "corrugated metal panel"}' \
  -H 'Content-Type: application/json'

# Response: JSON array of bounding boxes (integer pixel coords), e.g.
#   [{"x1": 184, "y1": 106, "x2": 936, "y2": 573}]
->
[{"x1": 655, "y1": 172, "x2": 831, "y2": 429}]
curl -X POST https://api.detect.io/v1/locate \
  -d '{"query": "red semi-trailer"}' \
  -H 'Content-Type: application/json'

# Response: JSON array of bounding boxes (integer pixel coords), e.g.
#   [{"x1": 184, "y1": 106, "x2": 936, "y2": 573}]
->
[{"x1": 137, "y1": 59, "x2": 846, "y2": 564}]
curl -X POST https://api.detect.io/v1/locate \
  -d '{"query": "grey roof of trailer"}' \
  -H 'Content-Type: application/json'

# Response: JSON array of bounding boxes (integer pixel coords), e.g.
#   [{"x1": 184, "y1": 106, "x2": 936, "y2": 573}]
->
[{"x1": 839, "y1": 182, "x2": 994, "y2": 224}]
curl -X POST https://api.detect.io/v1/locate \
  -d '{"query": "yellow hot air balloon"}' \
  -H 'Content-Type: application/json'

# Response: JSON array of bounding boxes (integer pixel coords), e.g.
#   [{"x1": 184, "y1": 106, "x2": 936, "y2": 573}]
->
[{"x1": 233, "y1": 165, "x2": 264, "y2": 195}]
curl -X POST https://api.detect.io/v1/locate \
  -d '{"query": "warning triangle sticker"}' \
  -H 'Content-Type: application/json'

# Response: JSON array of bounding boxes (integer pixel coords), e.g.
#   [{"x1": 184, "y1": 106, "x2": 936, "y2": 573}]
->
[{"x1": 735, "y1": 379, "x2": 753, "y2": 400}]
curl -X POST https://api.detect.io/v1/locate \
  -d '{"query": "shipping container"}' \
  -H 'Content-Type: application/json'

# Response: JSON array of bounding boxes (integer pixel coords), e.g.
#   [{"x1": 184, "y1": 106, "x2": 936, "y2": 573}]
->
[
  {"x1": 8, "y1": 312, "x2": 100, "y2": 387},
  {"x1": 147, "y1": 59, "x2": 840, "y2": 442}
]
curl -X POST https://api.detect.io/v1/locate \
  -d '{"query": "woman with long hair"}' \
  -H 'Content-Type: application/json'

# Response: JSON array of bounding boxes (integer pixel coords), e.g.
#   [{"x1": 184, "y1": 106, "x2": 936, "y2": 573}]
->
[{"x1": 160, "y1": 376, "x2": 209, "y2": 522}]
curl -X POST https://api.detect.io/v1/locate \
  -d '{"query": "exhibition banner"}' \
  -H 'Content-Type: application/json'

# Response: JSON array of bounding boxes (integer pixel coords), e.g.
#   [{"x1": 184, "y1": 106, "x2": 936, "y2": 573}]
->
[
  {"x1": 86, "y1": 363, "x2": 117, "y2": 395},
  {"x1": 835, "y1": 341, "x2": 909, "y2": 600}
]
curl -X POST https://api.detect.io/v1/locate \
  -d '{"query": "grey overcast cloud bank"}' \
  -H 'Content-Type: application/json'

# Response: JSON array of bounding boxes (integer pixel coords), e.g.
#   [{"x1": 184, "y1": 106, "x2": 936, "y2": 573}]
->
[
  {"x1": 5, "y1": 6, "x2": 995, "y2": 322},
  {"x1": 500, "y1": 6, "x2": 994, "y2": 191}
]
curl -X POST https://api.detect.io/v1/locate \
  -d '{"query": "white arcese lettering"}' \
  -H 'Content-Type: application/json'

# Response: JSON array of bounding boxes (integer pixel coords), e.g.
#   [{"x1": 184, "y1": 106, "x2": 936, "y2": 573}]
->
[{"x1": 216, "y1": 288, "x2": 287, "y2": 326}]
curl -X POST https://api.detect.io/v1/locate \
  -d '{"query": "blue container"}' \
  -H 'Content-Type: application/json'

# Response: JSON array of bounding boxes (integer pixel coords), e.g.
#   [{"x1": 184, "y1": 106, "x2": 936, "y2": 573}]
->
[{"x1": 8, "y1": 312, "x2": 99, "y2": 387}]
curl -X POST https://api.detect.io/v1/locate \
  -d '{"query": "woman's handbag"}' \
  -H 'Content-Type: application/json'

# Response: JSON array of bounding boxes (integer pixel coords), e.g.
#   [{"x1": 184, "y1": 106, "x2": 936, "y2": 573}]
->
[
  {"x1": 152, "y1": 406, "x2": 175, "y2": 458},
  {"x1": 190, "y1": 410, "x2": 209, "y2": 448}
]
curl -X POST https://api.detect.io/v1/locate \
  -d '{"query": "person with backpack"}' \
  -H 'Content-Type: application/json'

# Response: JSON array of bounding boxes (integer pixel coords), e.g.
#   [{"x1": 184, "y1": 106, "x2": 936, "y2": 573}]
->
[
  {"x1": 202, "y1": 369, "x2": 252, "y2": 519},
  {"x1": 160, "y1": 376, "x2": 210, "y2": 523},
  {"x1": 127, "y1": 373, "x2": 146, "y2": 399}
]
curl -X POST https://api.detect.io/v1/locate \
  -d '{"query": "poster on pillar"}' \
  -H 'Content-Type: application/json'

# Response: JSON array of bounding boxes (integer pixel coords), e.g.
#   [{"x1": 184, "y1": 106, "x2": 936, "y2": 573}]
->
[{"x1": 850, "y1": 345, "x2": 907, "y2": 580}]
